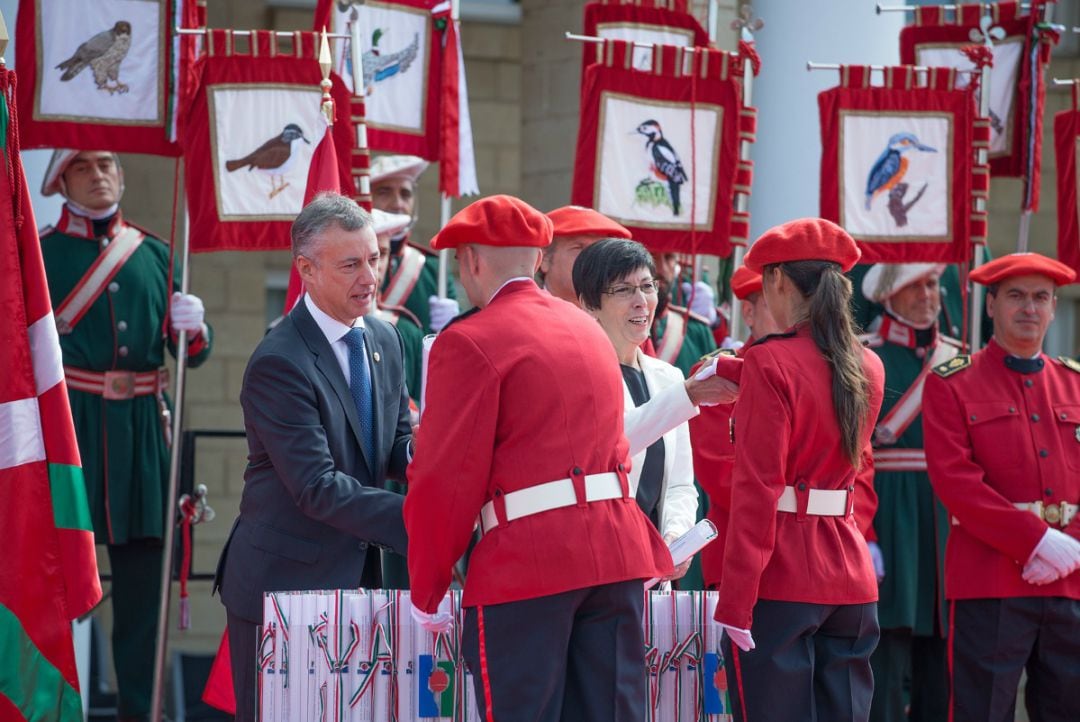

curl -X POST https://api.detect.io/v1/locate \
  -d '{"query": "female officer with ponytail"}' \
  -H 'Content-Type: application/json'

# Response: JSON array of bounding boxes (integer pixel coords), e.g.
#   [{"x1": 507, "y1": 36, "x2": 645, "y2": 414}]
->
[{"x1": 714, "y1": 219, "x2": 885, "y2": 722}]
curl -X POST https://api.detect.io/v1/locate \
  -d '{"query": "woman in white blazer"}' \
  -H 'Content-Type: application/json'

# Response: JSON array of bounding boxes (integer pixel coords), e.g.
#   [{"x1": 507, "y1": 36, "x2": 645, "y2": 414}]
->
[{"x1": 572, "y1": 239, "x2": 708, "y2": 569}]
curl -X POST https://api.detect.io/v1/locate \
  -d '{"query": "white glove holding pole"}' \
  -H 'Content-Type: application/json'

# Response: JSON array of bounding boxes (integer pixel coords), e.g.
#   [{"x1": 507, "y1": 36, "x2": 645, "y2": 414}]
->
[
  {"x1": 867, "y1": 541, "x2": 885, "y2": 582},
  {"x1": 428, "y1": 296, "x2": 460, "y2": 332},
  {"x1": 721, "y1": 624, "x2": 756, "y2": 652},
  {"x1": 681, "y1": 281, "x2": 718, "y2": 325},
  {"x1": 720, "y1": 336, "x2": 744, "y2": 351},
  {"x1": 1028, "y1": 528, "x2": 1080, "y2": 578},
  {"x1": 170, "y1": 292, "x2": 205, "y2": 334},
  {"x1": 410, "y1": 598, "x2": 454, "y2": 634}
]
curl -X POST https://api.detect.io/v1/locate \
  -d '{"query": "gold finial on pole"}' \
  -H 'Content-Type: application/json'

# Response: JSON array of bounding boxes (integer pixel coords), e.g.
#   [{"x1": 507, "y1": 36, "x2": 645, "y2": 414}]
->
[{"x1": 319, "y1": 26, "x2": 334, "y2": 125}]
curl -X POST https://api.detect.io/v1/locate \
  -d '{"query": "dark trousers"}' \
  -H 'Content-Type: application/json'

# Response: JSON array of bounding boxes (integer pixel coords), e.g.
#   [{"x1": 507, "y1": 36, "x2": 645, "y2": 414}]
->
[
  {"x1": 724, "y1": 600, "x2": 879, "y2": 722},
  {"x1": 107, "y1": 541, "x2": 164, "y2": 718},
  {"x1": 461, "y1": 579, "x2": 646, "y2": 722},
  {"x1": 950, "y1": 597, "x2": 1080, "y2": 722},
  {"x1": 869, "y1": 629, "x2": 949, "y2": 722}
]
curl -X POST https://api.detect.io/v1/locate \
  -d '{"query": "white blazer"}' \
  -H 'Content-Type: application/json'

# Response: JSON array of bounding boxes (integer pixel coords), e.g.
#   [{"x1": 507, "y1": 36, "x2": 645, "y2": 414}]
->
[{"x1": 622, "y1": 349, "x2": 699, "y2": 540}]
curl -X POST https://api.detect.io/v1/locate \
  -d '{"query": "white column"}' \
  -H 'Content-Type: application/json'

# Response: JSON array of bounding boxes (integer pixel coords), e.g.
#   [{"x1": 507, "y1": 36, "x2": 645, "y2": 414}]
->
[{"x1": 748, "y1": 0, "x2": 905, "y2": 239}]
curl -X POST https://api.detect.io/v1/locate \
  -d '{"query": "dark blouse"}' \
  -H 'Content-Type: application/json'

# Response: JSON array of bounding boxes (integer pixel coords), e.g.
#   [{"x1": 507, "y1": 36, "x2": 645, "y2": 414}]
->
[{"x1": 621, "y1": 364, "x2": 666, "y2": 529}]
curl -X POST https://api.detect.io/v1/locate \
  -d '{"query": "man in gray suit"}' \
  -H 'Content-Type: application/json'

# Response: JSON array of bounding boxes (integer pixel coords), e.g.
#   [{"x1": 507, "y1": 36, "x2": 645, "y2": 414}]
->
[{"x1": 214, "y1": 193, "x2": 413, "y2": 721}]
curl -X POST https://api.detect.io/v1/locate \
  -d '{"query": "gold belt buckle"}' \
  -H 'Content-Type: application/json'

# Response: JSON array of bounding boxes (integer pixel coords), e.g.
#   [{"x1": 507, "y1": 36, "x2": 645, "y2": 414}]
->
[
  {"x1": 102, "y1": 370, "x2": 137, "y2": 400},
  {"x1": 1043, "y1": 502, "x2": 1064, "y2": 526}
]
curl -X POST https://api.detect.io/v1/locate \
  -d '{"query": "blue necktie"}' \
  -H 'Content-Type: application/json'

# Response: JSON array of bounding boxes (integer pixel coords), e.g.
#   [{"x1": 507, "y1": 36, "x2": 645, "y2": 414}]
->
[{"x1": 343, "y1": 328, "x2": 376, "y2": 465}]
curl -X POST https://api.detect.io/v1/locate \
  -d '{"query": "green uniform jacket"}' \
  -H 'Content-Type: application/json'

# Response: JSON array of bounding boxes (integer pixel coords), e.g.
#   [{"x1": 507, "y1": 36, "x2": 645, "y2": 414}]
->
[
  {"x1": 865, "y1": 318, "x2": 953, "y2": 636},
  {"x1": 652, "y1": 305, "x2": 718, "y2": 378},
  {"x1": 381, "y1": 243, "x2": 457, "y2": 335},
  {"x1": 41, "y1": 209, "x2": 213, "y2": 545}
]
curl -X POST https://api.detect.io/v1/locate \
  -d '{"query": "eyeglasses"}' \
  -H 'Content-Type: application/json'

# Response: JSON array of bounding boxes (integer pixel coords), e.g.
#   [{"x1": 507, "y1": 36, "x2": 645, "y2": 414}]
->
[{"x1": 603, "y1": 280, "x2": 660, "y2": 299}]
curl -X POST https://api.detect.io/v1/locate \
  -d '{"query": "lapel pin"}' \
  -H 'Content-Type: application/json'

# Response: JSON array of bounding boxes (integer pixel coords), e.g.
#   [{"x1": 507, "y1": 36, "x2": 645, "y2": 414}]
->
[{"x1": 373, "y1": 351, "x2": 381, "y2": 363}]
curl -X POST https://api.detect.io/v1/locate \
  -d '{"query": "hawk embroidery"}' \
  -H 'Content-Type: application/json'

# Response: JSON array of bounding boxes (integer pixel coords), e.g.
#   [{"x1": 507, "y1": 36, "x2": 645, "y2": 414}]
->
[{"x1": 56, "y1": 21, "x2": 133, "y2": 95}]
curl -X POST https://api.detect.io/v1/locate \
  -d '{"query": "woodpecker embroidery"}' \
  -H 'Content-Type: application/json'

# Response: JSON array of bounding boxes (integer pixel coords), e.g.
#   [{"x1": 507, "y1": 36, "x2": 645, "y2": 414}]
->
[
  {"x1": 864, "y1": 132, "x2": 937, "y2": 211},
  {"x1": 56, "y1": 21, "x2": 132, "y2": 95},
  {"x1": 636, "y1": 120, "x2": 689, "y2": 216},
  {"x1": 226, "y1": 124, "x2": 311, "y2": 200}
]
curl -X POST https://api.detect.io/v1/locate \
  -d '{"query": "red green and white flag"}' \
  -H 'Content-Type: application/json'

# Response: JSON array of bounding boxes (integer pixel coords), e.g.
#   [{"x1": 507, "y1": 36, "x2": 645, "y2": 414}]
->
[{"x1": 0, "y1": 69, "x2": 102, "y2": 721}]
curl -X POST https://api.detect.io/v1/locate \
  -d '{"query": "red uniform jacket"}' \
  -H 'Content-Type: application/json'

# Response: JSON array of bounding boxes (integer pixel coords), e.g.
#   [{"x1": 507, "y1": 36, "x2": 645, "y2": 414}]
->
[
  {"x1": 714, "y1": 326, "x2": 884, "y2": 629},
  {"x1": 689, "y1": 345, "x2": 745, "y2": 591},
  {"x1": 404, "y1": 280, "x2": 672, "y2": 612},
  {"x1": 923, "y1": 338, "x2": 1080, "y2": 601}
]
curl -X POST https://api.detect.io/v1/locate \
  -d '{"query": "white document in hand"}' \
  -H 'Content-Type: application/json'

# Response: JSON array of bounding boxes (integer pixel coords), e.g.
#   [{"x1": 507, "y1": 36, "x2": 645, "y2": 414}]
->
[{"x1": 645, "y1": 518, "x2": 719, "y2": 589}]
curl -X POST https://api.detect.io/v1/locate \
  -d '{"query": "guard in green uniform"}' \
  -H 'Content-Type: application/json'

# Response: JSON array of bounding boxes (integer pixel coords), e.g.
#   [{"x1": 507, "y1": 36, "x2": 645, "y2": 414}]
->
[
  {"x1": 650, "y1": 251, "x2": 718, "y2": 590},
  {"x1": 39, "y1": 150, "x2": 213, "y2": 722},
  {"x1": 372, "y1": 208, "x2": 423, "y2": 589},
  {"x1": 860, "y1": 263, "x2": 956, "y2": 722},
  {"x1": 371, "y1": 155, "x2": 459, "y2": 334}
]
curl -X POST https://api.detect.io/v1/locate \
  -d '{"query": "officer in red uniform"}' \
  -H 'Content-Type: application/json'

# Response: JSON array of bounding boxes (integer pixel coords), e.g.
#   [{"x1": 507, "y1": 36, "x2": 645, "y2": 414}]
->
[
  {"x1": 404, "y1": 195, "x2": 671, "y2": 722},
  {"x1": 715, "y1": 219, "x2": 884, "y2": 722},
  {"x1": 691, "y1": 266, "x2": 781, "y2": 591},
  {"x1": 922, "y1": 253, "x2": 1080, "y2": 722},
  {"x1": 540, "y1": 205, "x2": 632, "y2": 304}
]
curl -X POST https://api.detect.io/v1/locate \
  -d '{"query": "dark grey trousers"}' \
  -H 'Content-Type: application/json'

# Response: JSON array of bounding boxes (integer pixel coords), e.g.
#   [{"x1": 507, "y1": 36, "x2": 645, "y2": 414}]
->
[{"x1": 461, "y1": 579, "x2": 647, "y2": 722}]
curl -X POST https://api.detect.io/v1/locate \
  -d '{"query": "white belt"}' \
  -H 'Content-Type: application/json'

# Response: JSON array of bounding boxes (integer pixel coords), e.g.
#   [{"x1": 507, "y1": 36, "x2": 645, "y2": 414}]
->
[
  {"x1": 479, "y1": 472, "x2": 624, "y2": 535},
  {"x1": 953, "y1": 501, "x2": 1078, "y2": 528},
  {"x1": 777, "y1": 485, "x2": 852, "y2": 517}
]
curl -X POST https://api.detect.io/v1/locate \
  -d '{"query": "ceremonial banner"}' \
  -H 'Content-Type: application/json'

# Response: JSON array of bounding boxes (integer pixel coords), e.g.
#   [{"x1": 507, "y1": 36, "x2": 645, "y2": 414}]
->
[
  {"x1": 572, "y1": 40, "x2": 755, "y2": 257},
  {"x1": 314, "y1": 0, "x2": 443, "y2": 159},
  {"x1": 899, "y1": 1, "x2": 1057, "y2": 207},
  {"x1": 1053, "y1": 86, "x2": 1080, "y2": 275},
  {"x1": 259, "y1": 589, "x2": 734, "y2": 722},
  {"x1": 581, "y1": 2, "x2": 710, "y2": 77},
  {"x1": 819, "y1": 65, "x2": 985, "y2": 264},
  {"x1": 0, "y1": 70, "x2": 102, "y2": 721},
  {"x1": 181, "y1": 30, "x2": 355, "y2": 252},
  {"x1": 14, "y1": 0, "x2": 201, "y2": 155}
]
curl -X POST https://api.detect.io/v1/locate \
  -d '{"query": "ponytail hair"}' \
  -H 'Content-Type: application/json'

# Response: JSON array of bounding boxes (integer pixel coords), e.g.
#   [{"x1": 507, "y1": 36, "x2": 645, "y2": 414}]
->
[{"x1": 767, "y1": 260, "x2": 870, "y2": 468}]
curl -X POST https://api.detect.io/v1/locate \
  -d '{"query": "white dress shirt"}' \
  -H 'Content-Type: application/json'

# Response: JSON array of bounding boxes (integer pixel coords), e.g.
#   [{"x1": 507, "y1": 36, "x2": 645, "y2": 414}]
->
[{"x1": 304, "y1": 294, "x2": 370, "y2": 386}]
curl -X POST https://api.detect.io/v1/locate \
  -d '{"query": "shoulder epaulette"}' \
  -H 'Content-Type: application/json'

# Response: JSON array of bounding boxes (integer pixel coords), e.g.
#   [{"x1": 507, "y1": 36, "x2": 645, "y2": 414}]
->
[
  {"x1": 933, "y1": 354, "x2": 971, "y2": 378},
  {"x1": 698, "y1": 347, "x2": 737, "y2": 364},
  {"x1": 380, "y1": 303, "x2": 422, "y2": 329},
  {"x1": 38, "y1": 224, "x2": 56, "y2": 237},
  {"x1": 1058, "y1": 356, "x2": 1080, "y2": 374},
  {"x1": 439, "y1": 306, "x2": 480, "y2": 333},
  {"x1": 125, "y1": 220, "x2": 165, "y2": 241},
  {"x1": 859, "y1": 332, "x2": 884, "y2": 348}
]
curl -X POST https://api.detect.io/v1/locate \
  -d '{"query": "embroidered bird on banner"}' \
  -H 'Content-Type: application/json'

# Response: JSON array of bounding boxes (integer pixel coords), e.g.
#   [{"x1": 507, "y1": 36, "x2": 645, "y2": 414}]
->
[
  {"x1": 226, "y1": 123, "x2": 311, "y2": 200},
  {"x1": 864, "y1": 132, "x2": 937, "y2": 210},
  {"x1": 56, "y1": 21, "x2": 133, "y2": 95}
]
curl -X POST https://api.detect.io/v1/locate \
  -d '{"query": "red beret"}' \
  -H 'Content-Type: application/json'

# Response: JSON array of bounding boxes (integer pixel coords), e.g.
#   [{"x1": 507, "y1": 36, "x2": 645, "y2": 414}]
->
[
  {"x1": 547, "y1": 205, "x2": 632, "y2": 239},
  {"x1": 431, "y1": 195, "x2": 553, "y2": 250},
  {"x1": 744, "y1": 218, "x2": 861, "y2": 273},
  {"x1": 969, "y1": 253, "x2": 1076, "y2": 287},
  {"x1": 730, "y1": 266, "x2": 763, "y2": 300}
]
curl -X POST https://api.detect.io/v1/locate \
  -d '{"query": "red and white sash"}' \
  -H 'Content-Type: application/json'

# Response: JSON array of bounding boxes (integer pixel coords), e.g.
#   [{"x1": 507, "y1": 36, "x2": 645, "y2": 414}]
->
[
  {"x1": 655, "y1": 310, "x2": 687, "y2": 366},
  {"x1": 381, "y1": 245, "x2": 426, "y2": 308},
  {"x1": 873, "y1": 339, "x2": 959, "y2": 446},
  {"x1": 54, "y1": 225, "x2": 146, "y2": 335}
]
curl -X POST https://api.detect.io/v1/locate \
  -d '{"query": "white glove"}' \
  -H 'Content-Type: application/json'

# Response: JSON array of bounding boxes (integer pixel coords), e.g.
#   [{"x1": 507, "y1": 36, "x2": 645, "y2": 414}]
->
[
  {"x1": 410, "y1": 601, "x2": 454, "y2": 634},
  {"x1": 1022, "y1": 556, "x2": 1060, "y2": 586},
  {"x1": 170, "y1": 292, "x2": 205, "y2": 334},
  {"x1": 720, "y1": 336, "x2": 744, "y2": 351},
  {"x1": 681, "y1": 281, "x2": 718, "y2": 325},
  {"x1": 867, "y1": 541, "x2": 885, "y2": 582},
  {"x1": 720, "y1": 623, "x2": 756, "y2": 652},
  {"x1": 693, "y1": 357, "x2": 718, "y2": 382},
  {"x1": 1028, "y1": 528, "x2": 1080, "y2": 578},
  {"x1": 428, "y1": 296, "x2": 460, "y2": 332}
]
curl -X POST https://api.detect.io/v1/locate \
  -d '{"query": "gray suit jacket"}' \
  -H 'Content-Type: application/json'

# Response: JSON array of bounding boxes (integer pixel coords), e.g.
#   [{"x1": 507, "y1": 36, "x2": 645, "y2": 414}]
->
[{"x1": 215, "y1": 300, "x2": 412, "y2": 622}]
